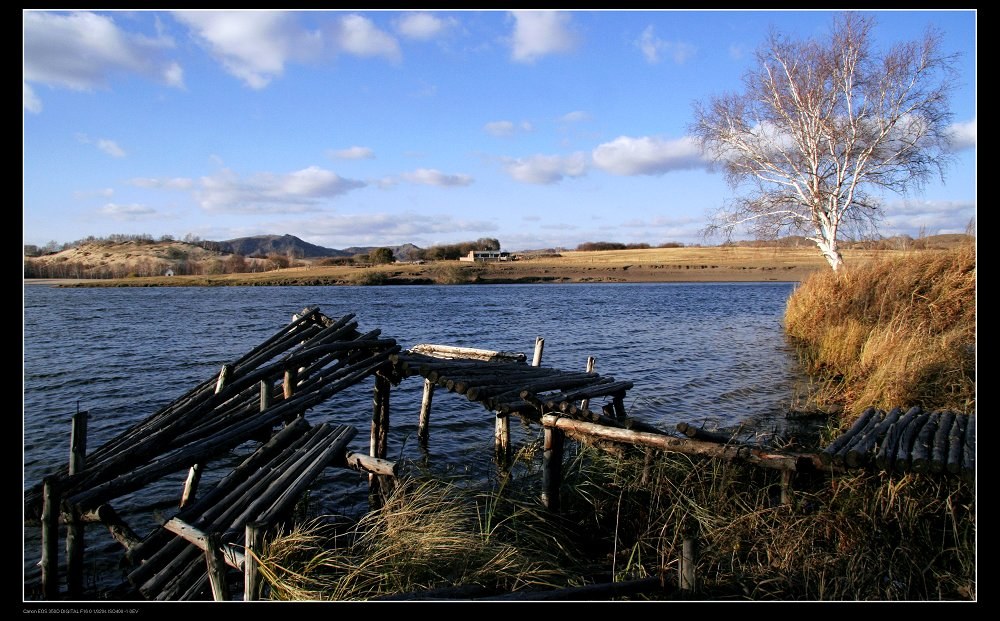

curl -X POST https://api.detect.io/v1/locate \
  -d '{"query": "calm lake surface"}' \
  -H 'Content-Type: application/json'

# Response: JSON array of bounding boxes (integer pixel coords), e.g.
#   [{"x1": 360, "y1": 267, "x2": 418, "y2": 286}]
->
[{"x1": 23, "y1": 282, "x2": 809, "y2": 595}]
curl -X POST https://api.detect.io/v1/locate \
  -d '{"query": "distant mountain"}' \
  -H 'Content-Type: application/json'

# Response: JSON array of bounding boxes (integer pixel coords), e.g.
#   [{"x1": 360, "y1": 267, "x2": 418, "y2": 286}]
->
[
  {"x1": 213, "y1": 234, "x2": 346, "y2": 258},
  {"x1": 211, "y1": 234, "x2": 423, "y2": 261}
]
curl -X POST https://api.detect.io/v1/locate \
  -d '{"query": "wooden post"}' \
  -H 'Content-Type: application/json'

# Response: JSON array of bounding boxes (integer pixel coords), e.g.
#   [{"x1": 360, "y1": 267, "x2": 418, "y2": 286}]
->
[
  {"x1": 41, "y1": 476, "x2": 60, "y2": 600},
  {"x1": 215, "y1": 363, "x2": 233, "y2": 394},
  {"x1": 612, "y1": 393, "x2": 627, "y2": 420},
  {"x1": 369, "y1": 372, "x2": 391, "y2": 496},
  {"x1": 532, "y1": 337, "x2": 545, "y2": 367},
  {"x1": 66, "y1": 505, "x2": 85, "y2": 598},
  {"x1": 579, "y1": 357, "x2": 596, "y2": 412},
  {"x1": 641, "y1": 448, "x2": 654, "y2": 485},
  {"x1": 244, "y1": 521, "x2": 266, "y2": 601},
  {"x1": 542, "y1": 427, "x2": 564, "y2": 512},
  {"x1": 679, "y1": 518, "x2": 698, "y2": 594},
  {"x1": 260, "y1": 380, "x2": 272, "y2": 411},
  {"x1": 495, "y1": 413, "x2": 511, "y2": 467},
  {"x1": 205, "y1": 532, "x2": 231, "y2": 601},
  {"x1": 283, "y1": 368, "x2": 297, "y2": 399},
  {"x1": 780, "y1": 469, "x2": 794, "y2": 506},
  {"x1": 180, "y1": 463, "x2": 203, "y2": 509},
  {"x1": 418, "y1": 378, "x2": 434, "y2": 447},
  {"x1": 69, "y1": 410, "x2": 88, "y2": 475}
]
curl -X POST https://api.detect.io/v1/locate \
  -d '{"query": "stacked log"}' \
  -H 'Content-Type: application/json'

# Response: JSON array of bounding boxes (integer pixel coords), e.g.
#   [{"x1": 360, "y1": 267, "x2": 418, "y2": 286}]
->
[{"x1": 809, "y1": 406, "x2": 975, "y2": 477}]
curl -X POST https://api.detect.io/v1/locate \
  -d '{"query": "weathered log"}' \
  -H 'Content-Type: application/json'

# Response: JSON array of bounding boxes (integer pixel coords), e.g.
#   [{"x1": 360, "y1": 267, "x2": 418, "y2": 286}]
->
[
  {"x1": 835, "y1": 409, "x2": 885, "y2": 467},
  {"x1": 946, "y1": 413, "x2": 968, "y2": 474},
  {"x1": 204, "y1": 532, "x2": 231, "y2": 601},
  {"x1": 541, "y1": 415, "x2": 802, "y2": 471},
  {"x1": 910, "y1": 411, "x2": 940, "y2": 473},
  {"x1": 962, "y1": 415, "x2": 975, "y2": 482},
  {"x1": 532, "y1": 337, "x2": 544, "y2": 367},
  {"x1": 821, "y1": 407, "x2": 877, "y2": 466},
  {"x1": 579, "y1": 357, "x2": 596, "y2": 412},
  {"x1": 408, "y1": 343, "x2": 527, "y2": 363},
  {"x1": 180, "y1": 463, "x2": 203, "y2": 509},
  {"x1": 340, "y1": 451, "x2": 399, "y2": 477},
  {"x1": 41, "y1": 477, "x2": 60, "y2": 600},
  {"x1": 894, "y1": 410, "x2": 929, "y2": 473},
  {"x1": 495, "y1": 414, "x2": 511, "y2": 467},
  {"x1": 244, "y1": 521, "x2": 266, "y2": 601},
  {"x1": 875, "y1": 406, "x2": 920, "y2": 471},
  {"x1": 676, "y1": 422, "x2": 739, "y2": 445},
  {"x1": 930, "y1": 411, "x2": 955, "y2": 474},
  {"x1": 846, "y1": 407, "x2": 902, "y2": 468},
  {"x1": 164, "y1": 518, "x2": 246, "y2": 571},
  {"x1": 66, "y1": 505, "x2": 85, "y2": 598},
  {"x1": 541, "y1": 427, "x2": 564, "y2": 512},
  {"x1": 418, "y1": 378, "x2": 434, "y2": 446},
  {"x1": 82, "y1": 504, "x2": 142, "y2": 552},
  {"x1": 69, "y1": 410, "x2": 88, "y2": 476}
]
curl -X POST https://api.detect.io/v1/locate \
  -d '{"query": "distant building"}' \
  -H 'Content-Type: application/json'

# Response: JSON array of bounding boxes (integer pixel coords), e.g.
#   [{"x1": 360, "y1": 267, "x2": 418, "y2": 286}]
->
[
  {"x1": 459, "y1": 250, "x2": 511, "y2": 262},
  {"x1": 164, "y1": 268, "x2": 175, "y2": 277}
]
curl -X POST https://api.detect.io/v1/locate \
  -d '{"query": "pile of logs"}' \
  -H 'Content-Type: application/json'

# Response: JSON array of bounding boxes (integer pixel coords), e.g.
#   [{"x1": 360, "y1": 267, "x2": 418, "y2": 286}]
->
[
  {"x1": 26, "y1": 307, "x2": 401, "y2": 600},
  {"x1": 821, "y1": 406, "x2": 975, "y2": 480}
]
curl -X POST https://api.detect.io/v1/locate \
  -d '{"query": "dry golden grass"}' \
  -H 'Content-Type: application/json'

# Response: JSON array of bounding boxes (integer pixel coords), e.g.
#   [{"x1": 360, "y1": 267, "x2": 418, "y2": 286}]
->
[{"x1": 784, "y1": 244, "x2": 976, "y2": 420}]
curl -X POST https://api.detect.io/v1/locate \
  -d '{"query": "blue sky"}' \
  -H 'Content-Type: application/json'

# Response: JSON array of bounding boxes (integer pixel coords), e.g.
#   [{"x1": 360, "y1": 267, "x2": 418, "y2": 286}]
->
[{"x1": 22, "y1": 9, "x2": 977, "y2": 252}]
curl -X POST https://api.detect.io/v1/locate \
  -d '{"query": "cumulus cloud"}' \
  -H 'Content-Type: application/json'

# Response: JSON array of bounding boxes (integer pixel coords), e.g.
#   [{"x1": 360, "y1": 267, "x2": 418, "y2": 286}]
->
[
  {"x1": 559, "y1": 110, "x2": 590, "y2": 123},
  {"x1": 195, "y1": 166, "x2": 366, "y2": 212},
  {"x1": 128, "y1": 177, "x2": 194, "y2": 190},
  {"x1": 173, "y1": 10, "x2": 322, "y2": 89},
  {"x1": 75, "y1": 134, "x2": 127, "y2": 158},
  {"x1": 401, "y1": 168, "x2": 473, "y2": 187},
  {"x1": 328, "y1": 146, "x2": 375, "y2": 160},
  {"x1": 636, "y1": 25, "x2": 695, "y2": 64},
  {"x1": 23, "y1": 83, "x2": 42, "y2": 114},
  {"x1": 23, "y1": 11, "x2": 184, "y2": 101},
  {"x1": 334, "y1": 14, "x2": 401, "y2": 62},
  {"x1": 509, "y1": 11, "x2": 578, "y2": 63},
  {"x1": 97, "y1": 139, "x2": 126, "y2": 158},
  {"x1": 502, "y1": 153, "x2": 588, "y2": 184},
  {"x1": 395, "y1": 12, "x2": 456, "y2": 40},
  {"x1": 484, "y1": 120, "x2": 533, "y2": 136},
  {"x1": 879, "y1": 199, "x2": 976, "y2": 237},
  {"x1": 947, "y1": 119, "x2": 976, "y2": 151},
  {"x1": 592, "y1": 135, "x2": 707, "y2": 176},
  {"x1": 98, "y1": 203, "x2": 157, "y2": 219}
]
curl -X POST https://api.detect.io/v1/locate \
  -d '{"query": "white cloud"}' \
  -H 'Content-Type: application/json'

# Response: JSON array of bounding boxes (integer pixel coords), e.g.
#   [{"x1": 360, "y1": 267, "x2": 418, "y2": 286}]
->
[
  {"x1": 195, "y1": 166, "x2": 366, "y2": 212},
  {"x1": 947, "y1": 119, "x2": 976, "y2": 151},
  {"x1": 23, "y1": 11, "x2": 184, "y2": 95},
  {"x1": 73, "y1": 187, "x2": 115, "y2": 199},
  {"x1": 23, "y1": 83, "x2": 42, "y2": 114},
  {"x1": 879, "y1": 199, "x2": 976, "y2": 237},
  {"x1": 99, "y1": 203, "x2": 157, "y2": 219},
  {"x1": 509, "y1": 11, "x2": 578, "y2": 63},
  {"x1": 485, "y1": 120, "x2": 515, "y2": 136},
  {"x1": 334, "y1": 14, "x2": 401, "y2": 63},
  {"x1": 128, "y1": 177, "x2": 194, "y2": 190},
  {"x1": 592, "y1": 135, "x2": 707, "y2": 176},
  {"x1": 395, "y1": 12, "x2": 456, "y2": 41},
  {"x1": 503, "y1": 153, "x2": 588, "y2": 184},
  {"x1": 97, "y1": 139, "x2": 126, "y2": 158},
  {"x1": 173, "y1": 10, "x2": 322, "y2": 89},
  {"x1": 401, "y1": 168, "x2": 473, "y2": 187},
  {"x1": 273, "y1": 211, "x2": 497, "y2": 247},
  {"x1": 75, "y1": 134, "x2": 127, "y2": 158},
  {"x1": 636, "y1": 25, "x2": 695, "y2": 65},
  {"x1": 559, "y1": 110, "x2": 590, "y2": 123},
  {"x1": 328, "y1": 146, "x2": 375, "y2": 160}
]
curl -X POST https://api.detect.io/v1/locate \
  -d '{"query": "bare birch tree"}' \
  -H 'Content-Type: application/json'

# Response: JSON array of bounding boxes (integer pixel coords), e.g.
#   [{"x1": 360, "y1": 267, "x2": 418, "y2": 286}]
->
[{"x1": 692, "y1": 12, "x2": 959, "y2": 270}]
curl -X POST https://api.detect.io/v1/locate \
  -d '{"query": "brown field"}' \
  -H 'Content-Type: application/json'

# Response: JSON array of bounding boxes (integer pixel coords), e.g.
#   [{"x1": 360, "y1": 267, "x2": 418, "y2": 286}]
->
[{"x1": 24, "y1": 245, "x2": 958, "y2": 288}]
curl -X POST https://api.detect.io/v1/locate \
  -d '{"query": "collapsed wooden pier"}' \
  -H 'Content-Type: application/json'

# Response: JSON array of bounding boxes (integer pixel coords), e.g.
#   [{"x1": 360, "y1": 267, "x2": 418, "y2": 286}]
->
[{"x1": 25, "y1": 306, "x2": 976, "y2": 601}]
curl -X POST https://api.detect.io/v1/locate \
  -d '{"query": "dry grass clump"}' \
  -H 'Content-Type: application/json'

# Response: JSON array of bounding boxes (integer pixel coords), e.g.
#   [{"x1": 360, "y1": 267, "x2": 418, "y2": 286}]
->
[
  {"x1": 255, "y1": 477, "x2": 578, "y2": 600},
  {"x1": 562, "y1": 445, "x2": 975, "y2": 600},
  {"x1": 784, "y1": 243, "x2": 976, "y2": 420}
]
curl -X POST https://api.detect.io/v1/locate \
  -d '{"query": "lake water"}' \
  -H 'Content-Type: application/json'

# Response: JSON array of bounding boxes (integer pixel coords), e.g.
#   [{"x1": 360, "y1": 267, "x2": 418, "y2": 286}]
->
[{"x1": 22, "y1": 282, "x2": 809, "y2": 597}]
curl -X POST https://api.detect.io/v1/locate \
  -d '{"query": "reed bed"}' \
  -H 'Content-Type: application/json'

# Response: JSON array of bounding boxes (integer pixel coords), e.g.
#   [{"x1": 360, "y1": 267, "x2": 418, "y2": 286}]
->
[{"x1": 784, "y1": 243, "x2": 976, "y2": 420}]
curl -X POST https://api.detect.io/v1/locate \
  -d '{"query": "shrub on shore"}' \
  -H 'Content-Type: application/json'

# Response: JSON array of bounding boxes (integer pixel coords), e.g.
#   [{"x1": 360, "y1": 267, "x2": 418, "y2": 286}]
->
[{"x1": 784, "y1": 243, "x2": 976, "y2": 420}]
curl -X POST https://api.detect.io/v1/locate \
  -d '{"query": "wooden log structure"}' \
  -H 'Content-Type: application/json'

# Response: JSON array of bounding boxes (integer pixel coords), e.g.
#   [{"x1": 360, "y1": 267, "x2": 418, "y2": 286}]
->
[
  {"x1": 910, "y1": 411, "x2": 940, "y2": 473},
  {"x1": 821, "y1": 407, "x2": 877, "y2": 466},
  {"x1": 875, "y1": 406, "x2": 920, "y2": 472},
  {"x1": 946, "y1": 413, "x2": 969, "y2": 474},
  {"x1": 930, "y1": 411, "x2": 956, "y2": 474},
  {"x1": 675, "y1": 422, "x2": 740, "y2": 445},
  {"x1": 845, "y1": 407, "x2": 902, "y2": 468},
  {"x1": 894, "y1": 409, "x2": 929, "y2": 474}
]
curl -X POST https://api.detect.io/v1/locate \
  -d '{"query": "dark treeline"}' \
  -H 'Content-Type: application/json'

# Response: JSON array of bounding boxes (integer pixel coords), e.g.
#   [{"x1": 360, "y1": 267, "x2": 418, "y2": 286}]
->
[
  {"x1": 414, "y1": 237, "x2": 501, "y2": 261},
  {"x1": 576, "y1": 241, "x2": 686, "y2": 251}
]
